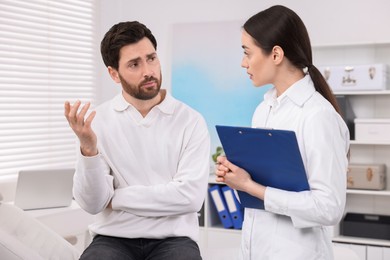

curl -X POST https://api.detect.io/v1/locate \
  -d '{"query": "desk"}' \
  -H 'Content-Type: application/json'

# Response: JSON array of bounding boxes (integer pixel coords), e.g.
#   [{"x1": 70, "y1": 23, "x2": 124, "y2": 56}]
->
[{"x1": 24, "y1": 200, "x2": 94, "y2": 252}]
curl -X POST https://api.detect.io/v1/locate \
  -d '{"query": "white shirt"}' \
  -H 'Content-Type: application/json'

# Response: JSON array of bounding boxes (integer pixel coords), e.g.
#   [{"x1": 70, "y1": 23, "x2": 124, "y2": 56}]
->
[
  {"x1": 239, "y1": 76, "x2": 350, "y2": 260},
  {"x1": 73, "y1": 91, "x2": 210, "y2": 242}
]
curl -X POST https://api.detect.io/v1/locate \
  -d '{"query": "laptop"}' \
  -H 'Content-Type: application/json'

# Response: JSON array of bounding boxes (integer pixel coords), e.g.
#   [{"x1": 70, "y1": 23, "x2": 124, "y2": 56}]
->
[{"x1": 14, "y1": 168, "x2": 75, "y2": 210}]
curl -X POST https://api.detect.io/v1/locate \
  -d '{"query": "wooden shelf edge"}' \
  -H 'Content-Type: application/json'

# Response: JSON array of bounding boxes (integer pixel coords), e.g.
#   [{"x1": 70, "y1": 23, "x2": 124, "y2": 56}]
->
[
  {"x1": 205, "y1": 226, "x2": 242, "y2": 234},
  {"x1": 346, "y1": 189, "x2": 390, "y2": 196},
  {"x1": 333, "y1": 235, "x2": 390, "y2": 247},
  {"x1": 334, "y1": 90, "x2": 390, "y2": 96},
  {"x1": 313, "y1": 42, "x2": 390, "y2": 48},
  {"x1": 350, "y1": 140, "x2": 390, "y2": 145}
]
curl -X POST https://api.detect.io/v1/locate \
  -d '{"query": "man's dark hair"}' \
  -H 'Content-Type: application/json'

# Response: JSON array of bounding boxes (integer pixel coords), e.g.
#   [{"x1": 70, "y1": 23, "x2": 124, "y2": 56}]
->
[{"x1": 100, "y1": 21, "x2": 157, "y2": 70}]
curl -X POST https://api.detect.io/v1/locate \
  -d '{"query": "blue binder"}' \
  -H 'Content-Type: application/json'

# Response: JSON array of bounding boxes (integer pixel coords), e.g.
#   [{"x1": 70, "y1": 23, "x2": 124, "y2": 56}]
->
[
  {"x1": 215, "y1": 125, "x2": 310, "y2": 209},
  {"x1": 208, "y1": 185, "x2": 234, "y2": 228},
  {"x1": 221, "y1": 185, "x2": 244, "y2": 229}
]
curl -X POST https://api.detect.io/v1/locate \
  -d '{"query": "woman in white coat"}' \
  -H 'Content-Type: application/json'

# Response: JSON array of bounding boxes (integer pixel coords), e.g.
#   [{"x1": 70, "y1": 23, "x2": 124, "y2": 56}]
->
[{"x1": 215, "y1": 5, "x2": 350, "y2": 260}]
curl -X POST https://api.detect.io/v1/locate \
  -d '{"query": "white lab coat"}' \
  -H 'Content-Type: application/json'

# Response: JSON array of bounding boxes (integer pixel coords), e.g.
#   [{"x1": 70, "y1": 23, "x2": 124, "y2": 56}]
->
[{"x1": 238, "y1": 76, "x2": 350, "y2": 260}]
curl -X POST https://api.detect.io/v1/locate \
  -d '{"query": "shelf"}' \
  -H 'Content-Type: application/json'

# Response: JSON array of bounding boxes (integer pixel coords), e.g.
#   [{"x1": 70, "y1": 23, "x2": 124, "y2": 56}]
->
[
  {"x1": 350, "y1": 140, "x2": 390, "y2": 145},
  {"x1": 209, "y1": 180, "x2": 390, "y2": 195},
  {"x1": 302, "y1": 38, "x2": 390, "y2": 254},
  {"x1": 334, "y1": 90, "x2": 390, "y2": 96},
  {"x1": 347, "y1": 189, "x2": 390, "y2": 196},
  {"x1": 313, "y1": 42, "x2": 390, "y2": 48},
  {"x1": 208, "y1": 174, "x2": 226, "y2": 185},
  {"x1": 333, "y1": 235, "x2": 390, "y2": 247},
  {"x1": 207, "y1": 226, "x2": 241, "y2": 234},
  {"x1": 208, "y1": 174, "x2": 217, "y2": 184}
]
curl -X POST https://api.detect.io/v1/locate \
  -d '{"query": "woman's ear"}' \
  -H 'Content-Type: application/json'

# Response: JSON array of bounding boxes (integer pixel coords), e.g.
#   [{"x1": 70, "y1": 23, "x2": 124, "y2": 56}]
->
[
  {"x1": 272, "y1": 45, "x2": 284, "y2": 65},
  {"x1": 108, "y1": 66, "x2": 121, "y2": 83}
]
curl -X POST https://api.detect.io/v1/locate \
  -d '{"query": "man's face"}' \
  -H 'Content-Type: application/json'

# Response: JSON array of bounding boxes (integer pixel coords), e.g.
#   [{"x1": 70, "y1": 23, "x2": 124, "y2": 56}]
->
[{"x1": 112, "y1": 37, "x2": 162, "y2": 100}]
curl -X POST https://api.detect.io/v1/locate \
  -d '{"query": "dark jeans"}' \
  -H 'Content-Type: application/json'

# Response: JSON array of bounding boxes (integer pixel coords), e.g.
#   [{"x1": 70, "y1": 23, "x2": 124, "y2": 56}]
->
[{"x1": 79, "y1": 235, "x2": 202, "y2": 260}]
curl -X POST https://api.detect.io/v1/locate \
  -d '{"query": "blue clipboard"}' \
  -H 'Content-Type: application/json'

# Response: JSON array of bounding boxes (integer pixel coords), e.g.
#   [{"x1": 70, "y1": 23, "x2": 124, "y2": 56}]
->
[{"x1": 215, "y1": 125, "x2": 310, "y2": 209}]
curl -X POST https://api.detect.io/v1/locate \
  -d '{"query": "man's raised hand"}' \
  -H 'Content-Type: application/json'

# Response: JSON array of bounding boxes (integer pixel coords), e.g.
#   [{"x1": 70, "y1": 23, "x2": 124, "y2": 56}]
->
[{"x1": 64, "y1": 100, "x2": 98, "y2": 156}]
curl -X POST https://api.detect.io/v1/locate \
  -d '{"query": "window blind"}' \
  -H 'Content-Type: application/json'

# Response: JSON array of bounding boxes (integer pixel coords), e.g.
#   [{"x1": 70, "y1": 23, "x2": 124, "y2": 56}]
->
[{"x1": 0, "y1": 0, "x2": 96, "y2": 176}]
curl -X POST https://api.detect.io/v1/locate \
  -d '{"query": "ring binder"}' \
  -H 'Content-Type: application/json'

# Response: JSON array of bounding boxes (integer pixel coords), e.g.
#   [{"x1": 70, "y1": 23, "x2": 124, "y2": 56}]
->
[
  {"x1": 208, "y1": 185, "x2": 234, "y2": 229},
  {"x1": 222, "y1": 185, "x2": 244, "y2": 229}
]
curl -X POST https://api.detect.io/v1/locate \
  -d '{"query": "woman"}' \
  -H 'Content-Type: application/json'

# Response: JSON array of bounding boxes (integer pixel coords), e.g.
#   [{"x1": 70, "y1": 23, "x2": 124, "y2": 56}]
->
[{"x1": 215, "y1": 5, "x2": 350, "y2": 260}]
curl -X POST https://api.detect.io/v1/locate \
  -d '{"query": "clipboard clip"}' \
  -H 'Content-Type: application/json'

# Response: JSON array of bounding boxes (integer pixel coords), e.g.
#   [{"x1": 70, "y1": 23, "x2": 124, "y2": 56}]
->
[{"x1": 238, "y1": 129, "x2": 273, "y2": 136}]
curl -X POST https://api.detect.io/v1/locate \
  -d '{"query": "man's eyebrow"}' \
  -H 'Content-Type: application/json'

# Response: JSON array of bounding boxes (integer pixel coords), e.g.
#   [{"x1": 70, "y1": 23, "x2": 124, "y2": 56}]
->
[
  {"x1": 127, "y1": 56, "x2": 141, "y2": 65},
  {"x1": 127, "y1": 52, "x2": 157, "y2": 64},
  {"x1": 146, "y1": 52, "x2": 157, "y2": 58},
  {"x1": 242, "y1": 45, "x2": 249, "y2": 50}
]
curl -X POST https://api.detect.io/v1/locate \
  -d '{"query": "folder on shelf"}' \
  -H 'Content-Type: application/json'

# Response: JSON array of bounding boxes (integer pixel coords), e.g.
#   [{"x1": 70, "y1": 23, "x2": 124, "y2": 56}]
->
[
  {"x1": 221, "y1": 185, "x2": 244, "y2": 229},
  {"x1": 215, "y1": 125, "x2": 310, "y2": 210},
  {"x1": 208, "y1": 184, "x2": 234, "y2": 229}
]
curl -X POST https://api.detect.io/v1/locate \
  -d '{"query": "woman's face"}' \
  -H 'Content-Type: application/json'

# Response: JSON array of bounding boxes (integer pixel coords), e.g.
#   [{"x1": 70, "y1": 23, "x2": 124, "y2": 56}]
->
[{"x1": 241, "y1": 30, "x2": 275, "y2": 87}]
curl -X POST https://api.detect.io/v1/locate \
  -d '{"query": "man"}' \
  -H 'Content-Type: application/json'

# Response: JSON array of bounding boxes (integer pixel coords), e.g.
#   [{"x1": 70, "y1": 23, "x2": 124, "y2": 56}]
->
[{"x1": 64, "y1": 21, "x2": 210, "y2": 260}]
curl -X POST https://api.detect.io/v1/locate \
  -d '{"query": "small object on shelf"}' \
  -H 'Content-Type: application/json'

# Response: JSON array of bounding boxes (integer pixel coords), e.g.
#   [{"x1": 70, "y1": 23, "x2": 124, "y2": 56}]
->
[
  {"x1": 354, "y1": 118, "x2": 390, "y2": 142},
  {"x1": 336, "y1": 95, "x2": 356, "y2": 140},
  {"x1": 347, "y1": 164, "x2": 386, "y2": 190},
  {"x1": 319, "y1": 63, "x2": 389, "y2": 91},
  {"x1": 341, "y1": 213, "x2": 390, "y2": 240}
]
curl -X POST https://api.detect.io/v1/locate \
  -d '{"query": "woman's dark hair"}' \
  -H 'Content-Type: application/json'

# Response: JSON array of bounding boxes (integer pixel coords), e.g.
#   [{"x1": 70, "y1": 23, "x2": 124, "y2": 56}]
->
[
  {"x1": 100, "y1": 21, "x2": 157, "y2": 70},
  {"x1": 243, "y1": 5, "x2": 341, "y2": 114}
]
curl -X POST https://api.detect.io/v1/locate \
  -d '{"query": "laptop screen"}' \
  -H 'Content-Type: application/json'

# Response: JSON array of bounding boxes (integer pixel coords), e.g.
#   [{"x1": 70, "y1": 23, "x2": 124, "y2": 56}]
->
[{"x1": 14, "y1": 168, "x2": 75, "y2": 210}]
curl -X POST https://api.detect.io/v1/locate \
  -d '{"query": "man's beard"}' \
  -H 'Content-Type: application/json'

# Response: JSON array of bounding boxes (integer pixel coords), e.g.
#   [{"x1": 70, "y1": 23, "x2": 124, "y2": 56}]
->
[{"x1": 119, "y1": 73, "x2": 162, "y2": 100}]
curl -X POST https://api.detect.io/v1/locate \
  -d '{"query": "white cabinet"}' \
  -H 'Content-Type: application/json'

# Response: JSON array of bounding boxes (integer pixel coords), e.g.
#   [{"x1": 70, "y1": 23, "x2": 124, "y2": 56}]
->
[
  {"x1": 313, "y1": 42, "x2": 390, "y2": 255},
  {"x1": 333, "y1": 243, "x2": 390, "y2": 260},
  {"x1": 333, "y1": 242, "x2": 365, "y2": 260},
  {"x1": 331, "y1": 90, "x2": 390, "y2": 248},
  {"x1": 366, "y1": 245, "x2": 390, "y2": 260}
]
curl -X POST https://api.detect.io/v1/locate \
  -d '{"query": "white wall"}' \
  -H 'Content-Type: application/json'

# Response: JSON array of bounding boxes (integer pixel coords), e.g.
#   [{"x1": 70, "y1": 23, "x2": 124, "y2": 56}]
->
[{"x1": 96, "y1": 0, "x2": 390, "y2": 104}]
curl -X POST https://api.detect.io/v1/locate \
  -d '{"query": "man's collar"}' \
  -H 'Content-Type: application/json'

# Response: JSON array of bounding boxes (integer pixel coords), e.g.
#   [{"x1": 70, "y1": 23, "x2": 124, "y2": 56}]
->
[{"x1": 112, "y1": 90, "x2": 175, "y2": 115}]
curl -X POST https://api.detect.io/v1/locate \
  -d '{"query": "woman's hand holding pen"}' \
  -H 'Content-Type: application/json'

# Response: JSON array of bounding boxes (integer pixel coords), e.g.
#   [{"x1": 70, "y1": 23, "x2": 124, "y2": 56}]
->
[{"x1": 215, "y1": 156, "x2": 266, "y2": 200}]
